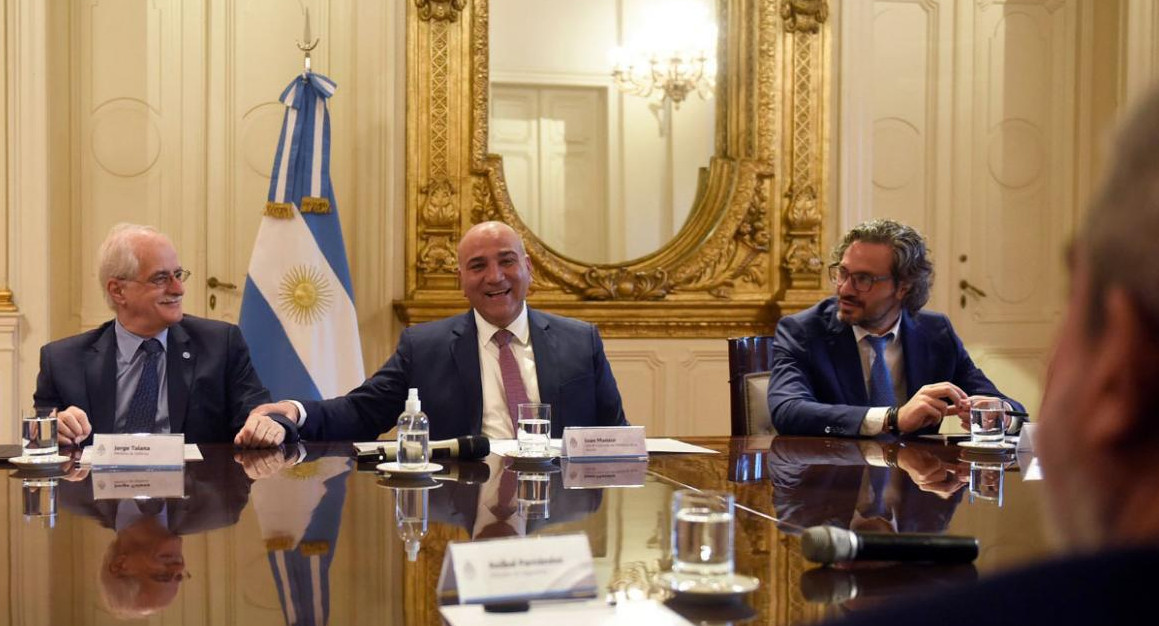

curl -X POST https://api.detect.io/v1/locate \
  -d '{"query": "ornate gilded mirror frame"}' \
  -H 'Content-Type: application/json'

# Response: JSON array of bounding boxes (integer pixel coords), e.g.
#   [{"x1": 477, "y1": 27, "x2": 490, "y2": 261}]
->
[{"x1": 398, "y1": 0, "x2": 831, "y2": 337}]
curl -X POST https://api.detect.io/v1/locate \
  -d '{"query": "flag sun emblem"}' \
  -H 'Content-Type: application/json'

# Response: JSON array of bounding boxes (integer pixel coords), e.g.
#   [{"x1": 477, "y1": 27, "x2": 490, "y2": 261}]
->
[{"x1": 278, "y1": 265, "x2": 333, "y2": 325}]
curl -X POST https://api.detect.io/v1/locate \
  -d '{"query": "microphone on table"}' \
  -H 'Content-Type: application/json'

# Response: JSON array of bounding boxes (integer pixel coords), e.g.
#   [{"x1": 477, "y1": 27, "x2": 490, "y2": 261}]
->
[
  {"x1": 370, "y1": 435, "x2": 491, "y2": 462},
  {"x1": 800, "y1": 525, "x2": 979, "y2": 565}
]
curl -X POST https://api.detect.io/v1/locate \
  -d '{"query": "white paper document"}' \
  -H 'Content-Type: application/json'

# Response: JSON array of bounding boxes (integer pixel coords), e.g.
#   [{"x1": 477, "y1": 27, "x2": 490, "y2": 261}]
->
[
  {"x1": 644, "y1": 438, "x2": 718, "y2": 454},
  {"x1": 486, "y1": 438, "x2": 717, "y2": 456},
  {"x1": 1022, "y1": 456, "x2": 1043, "y2": 481},
  {"x1": 440, "y1": 599, "x2": 693, "y2": 626},
  {"x1": 81, "y1": 443, "x2": 202, "y2": 465}
]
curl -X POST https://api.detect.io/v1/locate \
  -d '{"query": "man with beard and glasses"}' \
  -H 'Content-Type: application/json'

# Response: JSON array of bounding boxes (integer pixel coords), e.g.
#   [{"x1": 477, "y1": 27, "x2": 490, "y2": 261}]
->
[
  {"x1": 820, "y1": 83, "x2": 1159, "y2": 626},
  {"x1": 767, "y1": 219, "x2": 1022, "y2": 437}
]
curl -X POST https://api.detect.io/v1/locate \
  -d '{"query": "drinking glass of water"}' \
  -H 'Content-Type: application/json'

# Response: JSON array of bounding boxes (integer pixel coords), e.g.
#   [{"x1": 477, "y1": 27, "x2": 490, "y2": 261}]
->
[
  {"x1": 969, "y1": 460, "x2": 1006, "y2": 506},
  {"x1": 670, "y1": 489, "x2": 735, "y2": 578},
  {"x1": 969, "y1": 398, "x2": 1009, "y2": 445},
  {"x1": 516, "y1": 470, "x2": 552, "y2": 519},
  {"x1": 516, "y1": 403, "x2": 551, "y2": 457},
  {"x1": 21, "y1": 407, "x2": 59, "y2": 459}
]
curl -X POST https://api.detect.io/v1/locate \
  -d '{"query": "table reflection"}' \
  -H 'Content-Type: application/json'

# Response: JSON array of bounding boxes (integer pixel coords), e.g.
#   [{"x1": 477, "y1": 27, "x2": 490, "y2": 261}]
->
[
  {"x1": 0, "y1": 437, "x2": 1050, "y2": 625},
  {"x1": 57, "y1": 445, "x2": 252, "y2": 618},
  {"x1": 767, "y1": 437, "x2": 966, "y2": 533}
]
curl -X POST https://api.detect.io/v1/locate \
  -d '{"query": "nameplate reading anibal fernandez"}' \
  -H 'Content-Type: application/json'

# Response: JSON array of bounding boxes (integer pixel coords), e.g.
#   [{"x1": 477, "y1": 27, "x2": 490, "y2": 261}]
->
[
  {"x1": 561, "y1": 426, "x2": 647, "y2": 461},
  {"x1": 90, "y1": 433, "x2": 185, "y2": 469},
  {"x1": 437, "y1": 534, "x2": 596, "y2": 604}
]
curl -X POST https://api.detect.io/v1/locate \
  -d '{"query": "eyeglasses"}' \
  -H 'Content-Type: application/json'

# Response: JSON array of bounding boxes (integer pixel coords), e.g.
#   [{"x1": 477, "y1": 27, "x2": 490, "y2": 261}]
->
[
  {"x1": 121, "y1": 269, "x2": 192, "y2": 288},
  {"x1": 828, "y1": 265, "x2": 892, "y2": 293}
]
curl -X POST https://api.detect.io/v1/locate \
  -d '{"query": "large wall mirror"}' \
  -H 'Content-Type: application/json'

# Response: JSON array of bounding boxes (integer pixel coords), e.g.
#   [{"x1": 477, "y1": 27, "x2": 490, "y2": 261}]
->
[
  {"x1": 397, "y1": 0, "x2": 832, "y2": 337},
  {"x1": 489, "y1": 0, "x2": 715, "y2": 264}
]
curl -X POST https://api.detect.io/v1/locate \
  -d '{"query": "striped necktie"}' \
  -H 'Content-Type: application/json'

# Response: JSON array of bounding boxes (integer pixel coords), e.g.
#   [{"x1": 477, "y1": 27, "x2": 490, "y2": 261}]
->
[
  {"x1": 492, "y1": 329, "x2": 530, "y2": 431},
  {"x1": 865, "y1": 334, "x2": 896, "y2": 407}
]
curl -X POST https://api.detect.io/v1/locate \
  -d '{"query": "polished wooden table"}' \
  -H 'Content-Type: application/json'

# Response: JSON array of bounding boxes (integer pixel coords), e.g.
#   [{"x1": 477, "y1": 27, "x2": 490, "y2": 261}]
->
[{"x1": 0, "y1": 436, "x2": 1053, "y2": 625}]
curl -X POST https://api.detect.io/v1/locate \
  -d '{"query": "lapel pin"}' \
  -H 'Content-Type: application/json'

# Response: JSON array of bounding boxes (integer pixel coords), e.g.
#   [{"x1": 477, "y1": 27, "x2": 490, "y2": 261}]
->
[{"x1": 182, "y1": 351, "x2": 191, "y2": 359}]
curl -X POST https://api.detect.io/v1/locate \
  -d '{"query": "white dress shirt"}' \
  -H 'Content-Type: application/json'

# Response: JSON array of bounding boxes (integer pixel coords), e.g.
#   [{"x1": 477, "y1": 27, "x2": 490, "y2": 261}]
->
[
  {"x1": 852, "y1": 315, "x2": 906, "y2": 435},
  {"x1": 474, "y1": 305, "x2": 541, "y2": 439}
]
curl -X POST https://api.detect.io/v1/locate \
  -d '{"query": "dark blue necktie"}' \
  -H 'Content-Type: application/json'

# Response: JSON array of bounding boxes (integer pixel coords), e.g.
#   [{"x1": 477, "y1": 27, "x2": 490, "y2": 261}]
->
[
  {"x1": 866, "y1": 334, "x2": 896, "y2": 406},
  {"x1": 858, "y1": 466, "x2": 894, "y2": 520},
  {"x1": 123, "y1": 338, "x2": 164, "y2": 434}
]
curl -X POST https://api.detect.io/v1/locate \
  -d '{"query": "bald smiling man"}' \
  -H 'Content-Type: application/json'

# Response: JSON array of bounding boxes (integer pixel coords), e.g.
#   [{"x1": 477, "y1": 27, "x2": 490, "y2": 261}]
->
[{"x1": 238, "y1": 221, "x2": 627, "y2": 445}]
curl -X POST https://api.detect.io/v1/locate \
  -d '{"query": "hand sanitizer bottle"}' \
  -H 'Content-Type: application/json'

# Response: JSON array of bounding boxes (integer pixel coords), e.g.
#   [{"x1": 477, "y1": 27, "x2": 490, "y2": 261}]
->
[
  {"x1": 396, "y1": 388, "x2": 429, "y2": 470},
  {"x1": 395, "y1": 488, "x2": 429, "y2": 562}
]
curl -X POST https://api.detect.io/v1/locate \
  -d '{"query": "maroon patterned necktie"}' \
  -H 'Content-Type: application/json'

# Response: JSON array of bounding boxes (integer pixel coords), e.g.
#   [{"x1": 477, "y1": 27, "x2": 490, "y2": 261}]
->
[
  {"x1": 492, "y1": 329, "x2": 530, "y2": 431},
  {"x1": 476, "y1": 470, "x2": 519, "y2": 539}
]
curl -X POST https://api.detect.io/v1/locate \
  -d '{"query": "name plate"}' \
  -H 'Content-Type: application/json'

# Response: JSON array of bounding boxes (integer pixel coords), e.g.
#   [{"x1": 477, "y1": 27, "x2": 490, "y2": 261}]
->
[
  {"x1": 561, "y1": 426, "x2": 647, "y2": 461},
  {"x1": 91, "y1": 433, "x2": 185, "y2": 469},
  {"x1": 437, "y1": 533, "x2": 596, "y2": 605},
  {"x1": 92, "y1": 469, "x2": 185, "y2": 500},
  {"x1": 562, "y1": 459, "x2": 647, "y2": 489}
]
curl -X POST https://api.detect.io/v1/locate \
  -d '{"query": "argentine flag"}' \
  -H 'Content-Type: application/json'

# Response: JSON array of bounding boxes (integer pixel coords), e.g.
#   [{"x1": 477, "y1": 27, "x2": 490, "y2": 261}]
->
[{"x1": 239, "y1": 72, "x2": 364, "y2": 401}]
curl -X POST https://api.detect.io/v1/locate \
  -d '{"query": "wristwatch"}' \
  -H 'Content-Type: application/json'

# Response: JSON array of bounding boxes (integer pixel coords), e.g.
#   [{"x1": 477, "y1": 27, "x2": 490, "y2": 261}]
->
[{"x1": 886, "y1": 406, "x2": 900, "y2": 436}]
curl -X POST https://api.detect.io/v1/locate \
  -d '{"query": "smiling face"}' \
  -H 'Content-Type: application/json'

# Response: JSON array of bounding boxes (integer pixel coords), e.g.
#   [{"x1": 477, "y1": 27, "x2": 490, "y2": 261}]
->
[
  {"x1": 457, "y1": 222, "x2": 532, "y2": 328},
  {"x1": 834, "y1": 241, "x2": 908, "y2": 334},
  {"x1": 102, "y1": 515, "x2": 188, "y2": 617},
  {"x1": 107, "y1": 234, "x2": 185, "y2": 336}
]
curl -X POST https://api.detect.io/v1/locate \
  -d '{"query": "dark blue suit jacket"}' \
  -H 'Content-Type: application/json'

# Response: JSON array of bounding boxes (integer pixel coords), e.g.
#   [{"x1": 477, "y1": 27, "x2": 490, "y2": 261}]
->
[
  {"x1": 299, "y1": 308, "x2": 627, "y2": 441},
  {"x1": 768, "y1": 297, "x2": 1023, "y2": 436},
  {"x1": 826, "y1": 547, "x2": 1159, "y2": 626},
  {"x1": 33, "y1": 316, "x2": 271, "y2": 444}
]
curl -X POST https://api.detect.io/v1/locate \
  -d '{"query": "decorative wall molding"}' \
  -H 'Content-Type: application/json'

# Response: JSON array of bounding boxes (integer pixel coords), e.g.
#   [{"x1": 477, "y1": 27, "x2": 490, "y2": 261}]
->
[
  {"x1": 415, "y1": 0, "x2": 467, "y2": 23},
  {"x1": 397, "y1": 0, "x2": 832, "y2": 338}
]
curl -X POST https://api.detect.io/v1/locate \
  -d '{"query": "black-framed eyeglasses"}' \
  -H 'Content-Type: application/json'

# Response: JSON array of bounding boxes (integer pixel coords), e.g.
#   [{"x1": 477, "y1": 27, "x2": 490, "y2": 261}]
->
[
  {"x1": 121, "y1": 269, "x2": 192, "y2": 288},
  {"x1": 828, "y1": 265, "x2": 892, "y2": 293}
]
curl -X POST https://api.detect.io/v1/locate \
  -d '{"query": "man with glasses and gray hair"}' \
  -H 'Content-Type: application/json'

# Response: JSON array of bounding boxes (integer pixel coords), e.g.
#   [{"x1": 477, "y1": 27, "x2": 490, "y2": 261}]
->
[
  {"x1": 768, "y1": 219, "x2": 1022, "y2": 437},
  {"x1": 33, "y1": 223, "x2": 279, "y2": 447}
]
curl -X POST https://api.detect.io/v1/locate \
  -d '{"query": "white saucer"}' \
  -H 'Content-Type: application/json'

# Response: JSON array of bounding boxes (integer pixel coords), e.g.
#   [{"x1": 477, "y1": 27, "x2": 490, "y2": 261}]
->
[
  {"x1": 7, "y1": 454, "x2": 71, "y2": 470},
  {"x1": 657, "y1": 572, "x2": 760, "y2": 598},
  {"x1": 957, "y1": 440, "x2": 1015, "y2": 452},
  {"x1": 502, "y1": 448, "x2": 560, "y2": 461},
  {"x1": 376, "y1": 461, "x2": 443, "y2": 476}
]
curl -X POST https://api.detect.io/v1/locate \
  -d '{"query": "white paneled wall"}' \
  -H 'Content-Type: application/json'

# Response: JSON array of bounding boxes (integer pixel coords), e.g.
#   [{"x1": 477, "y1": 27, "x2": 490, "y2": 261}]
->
[
  {"x1": 1, "y1": 0, "x2": 406, "y2": 441},
  {"x1": 836, "y1": 0, "x2": 1125, "y2": 417},
  {"x1": 604, "y1": 338, "x2": 730, "y2": 436}
]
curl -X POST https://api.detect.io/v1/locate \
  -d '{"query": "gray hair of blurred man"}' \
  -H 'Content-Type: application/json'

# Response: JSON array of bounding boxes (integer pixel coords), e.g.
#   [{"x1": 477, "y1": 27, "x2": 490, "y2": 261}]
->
[
  {"x1": 1077, "y1": 89, "x2": 1159, "y2": 443},
  {"x1": 1083, "y1": 95, "x2": 1159, "y2": 341},
  {"x1": 831, "y1": 218, "x2": 934, "y2": 314},
  {"x1": 97, "y1": 223, "x2": 164, "y2": 309}
]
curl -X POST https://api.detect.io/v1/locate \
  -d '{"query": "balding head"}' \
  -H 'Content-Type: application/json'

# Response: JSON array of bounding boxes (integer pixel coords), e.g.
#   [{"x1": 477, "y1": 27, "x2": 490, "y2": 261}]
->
[{"x1": 457, "y1": 221, "x2": 532, "y2": 327}]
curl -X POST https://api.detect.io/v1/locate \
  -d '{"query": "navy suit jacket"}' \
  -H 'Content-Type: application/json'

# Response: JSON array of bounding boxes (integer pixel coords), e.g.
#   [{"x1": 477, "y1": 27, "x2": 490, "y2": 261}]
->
[
  {"x1": 33, "y1": 315, "x2": 271, "y2": 444},
  {"x1": 826, "y1": 547, "x2": 1159, "y2": 626},
  {"x1": 299, "y1": 308, "x2": 627, "y2": 441},
  {"x1": 768, "y1": 297, "x2": 1023, "y2": 436}
]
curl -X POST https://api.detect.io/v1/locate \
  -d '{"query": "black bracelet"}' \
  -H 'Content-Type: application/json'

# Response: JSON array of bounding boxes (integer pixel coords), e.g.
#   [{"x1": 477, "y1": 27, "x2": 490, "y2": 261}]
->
[{"x1": 886, "y1": 406, "x2": 900, "y2": 436}]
